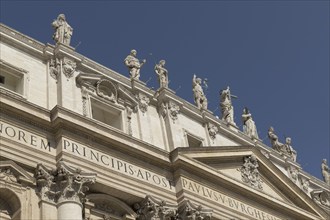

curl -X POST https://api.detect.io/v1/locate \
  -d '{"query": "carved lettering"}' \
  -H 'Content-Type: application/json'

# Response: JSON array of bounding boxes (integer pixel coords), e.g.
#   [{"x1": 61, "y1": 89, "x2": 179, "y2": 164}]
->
[
  {"x1": 182, "y1": 177, "x2": 281, "y2": 220},
  {"x1": 0, "y1": 121, "x2": 53, "y2": 153},
  {"x1": 61, "y1": 138, "x2": 174, "y2": 191}
]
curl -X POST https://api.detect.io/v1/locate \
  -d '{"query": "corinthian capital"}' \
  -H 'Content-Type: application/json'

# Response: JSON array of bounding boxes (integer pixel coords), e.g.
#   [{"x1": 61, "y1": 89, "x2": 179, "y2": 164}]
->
[
  {"x1": 56, "y1": 161, "x2": 96, "y2": 204},
  {"x1": 134, "y1": 195, "x2": 177, "y2": 220},
  {"x1": 35, "y1": 162, "x2": 96, "y2": 205},
  {"x1": 35, "y1": 164, "x2": 56, "y2": 203},
  {"x1": 178, "y1": 200, "x2": 212, "y2": 220}
]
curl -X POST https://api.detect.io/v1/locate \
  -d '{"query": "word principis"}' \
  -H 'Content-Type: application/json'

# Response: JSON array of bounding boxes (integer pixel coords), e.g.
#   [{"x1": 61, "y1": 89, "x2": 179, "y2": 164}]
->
[{"x1": 63, "y1": 139, "x2": 174, "y2": 190}]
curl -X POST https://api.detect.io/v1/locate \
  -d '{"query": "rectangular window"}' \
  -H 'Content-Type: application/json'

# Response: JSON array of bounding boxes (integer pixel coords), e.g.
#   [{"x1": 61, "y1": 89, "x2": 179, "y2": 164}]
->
[
  {"x1": 0, "y1": 60, "x2": 27, "y2": 96},
  {"x1": 0, "y1": 75, "x2": 4, "y2": 84},
  {"x1": 186, "y1": 132, "x2": 203, "y2": 147},
  {"x1": 91, "y1": 98, "x2": 123, "y2": 130}
]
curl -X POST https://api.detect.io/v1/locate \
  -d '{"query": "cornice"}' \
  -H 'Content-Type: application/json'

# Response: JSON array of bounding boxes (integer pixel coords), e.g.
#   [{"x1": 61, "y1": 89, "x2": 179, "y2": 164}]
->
[
  {"x1": 0, "y1": 23, "x2": 45, "y2": 59},
  {"x1": 0, "y1": 88, "x2": 52, "y2": 130},
  {"x1": 50, "y1": 105, "x2": 172, "y2": 168},
  {"x1": 170, "y1": 146, "x2": 328, "y2": 219}
]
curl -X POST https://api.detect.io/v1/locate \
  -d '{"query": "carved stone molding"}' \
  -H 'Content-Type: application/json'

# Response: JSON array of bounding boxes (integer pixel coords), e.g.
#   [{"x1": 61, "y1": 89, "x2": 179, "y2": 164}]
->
[
  {"x1": 82, "y1": 86, "x2": 89, "y2": 116},
  {"x1": 177, "y1": 200, "x2": 212, "y2": 220},
  {"x1": 96, "y1": 79, "x2": 117, "y2": 103},
  {"x1": 134, "y1": 195, "x2": 177, "y2": 220},
  {"x1": 0, "y1": 161, "x2": 35, "y2": 186},
  {"x1": 49, "y1": 57, "x2": 60, "y2": 80},
  {"x1": 138, "y1": 94, "x2": 150, "y2": 114},
  {"x1": 207, "y1": 123, "x2": 218, "y2": 140},
  {"x1": 311, "y1": 189, "x2": 330, "y2": 208},
  {"x1": 160, "y1": 101, "x2": 180, "y2": 123},
  {"x1": 301, "y1": 178, "x2": 310, "y2": 193},
  {"x1": 86, "y1": 193, "x2": 137, "y2": 220},
  {"x1": 126, "y1": 105, "x2": 133, "y2": 136},
  {"x1": 62, "y1": 57, "x2": 77, "y2": 78},
  {"x1": 56, "y1": 162, "x2": 96, "y2": 204},
  {"x1": 35, "y1": 162, "x2": 96, "y2": 205},
  {"x1": 288, "y1": 167, "x2": 299, "y2": 183},
  {"x1": 48, "y1": 56, "x2": 77, "y2": 79},
  {"x1": 35, "y1": 163, "x2": 56, "y2": 203},
  {"x1": 0, "y1": 168, "x2": 18, "y2": 183},
  {"x1": 239, "y1": 155, "x2": 263, "y2": 190}
]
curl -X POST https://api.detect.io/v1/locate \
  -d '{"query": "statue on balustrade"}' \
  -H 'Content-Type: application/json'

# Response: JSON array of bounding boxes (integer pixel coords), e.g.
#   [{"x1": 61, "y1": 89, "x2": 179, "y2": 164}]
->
[
  {"x1": 321, "y1": 159, "x2": 330, "y2": 185},
  {"x1": 192, "y1": 74, "x2": 208, "y2": 110},
  {"x1": 154, "y1": 60, "x2": 168, "y2": 88},
  {"x1": 242, "y1": 107, "x2": 259, "y2": 139},
  {"x1": 52, "y1": 14, "x2": 73, "y2": 46},
  {"x1": 267, "y1": 127, "x2": 297, "y2": 162},
  {"x1": 220, "y1": 86, "x2": 237, "y2": 126},
  {"x1": 124, "y1": 49, "x2": 146, "y2": 80}
]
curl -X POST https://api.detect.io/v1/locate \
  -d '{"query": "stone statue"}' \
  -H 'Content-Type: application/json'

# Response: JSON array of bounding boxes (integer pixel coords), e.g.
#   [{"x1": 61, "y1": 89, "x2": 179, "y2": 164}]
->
[
  {"x1": 267, "y1": 127, "x2": 282, "y2": 151},
  {"x1": 282, "y1": 137, "x2": 297, "y2": 162},
  {"x1": 268, "y1": 127, "x2": 297, "y2": 162},
  {"x1": 220, "y1": 86, "x2": 237, "y2": 125},
  {"x1": 242, "y1": 107, "x2": 259, "y2": 139},
  {"x1": 321, "y1": 159, "x2": 330, "y2": 185},
  {"x1": 192, "y1": 74, "x2": 208, "y2": 110},
  {"x1": 124, "y1": 49, "x2": 146, "y2": 80},
  {"x1": 51, "y1": 14, "x2": 73, "y2": 46},
  {"x1": 154, "y1": 60, "x2": 168, "y2": 88}
]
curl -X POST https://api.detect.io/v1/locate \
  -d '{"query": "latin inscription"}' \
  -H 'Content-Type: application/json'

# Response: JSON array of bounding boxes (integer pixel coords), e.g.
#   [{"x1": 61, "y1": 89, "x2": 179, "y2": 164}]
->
[
  {"x1": 0, "y1": 121, "x2": 53, "y2": 154},
  {"x1": 62, "y1": 138, "x2": 174, "y2": 191},
  {"x1": 182, "y1": 178, "x2": 282, "y2": 220}
]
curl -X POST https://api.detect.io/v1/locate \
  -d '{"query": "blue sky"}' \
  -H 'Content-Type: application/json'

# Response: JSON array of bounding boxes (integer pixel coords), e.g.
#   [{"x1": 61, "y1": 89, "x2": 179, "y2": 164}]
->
[{"x1": 1, "y1": 1, "x2": 329, "y2": 181}]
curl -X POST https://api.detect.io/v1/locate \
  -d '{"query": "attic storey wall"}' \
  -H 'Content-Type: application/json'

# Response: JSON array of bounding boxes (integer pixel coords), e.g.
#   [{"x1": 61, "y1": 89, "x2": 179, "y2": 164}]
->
[{"x1": 0, "y1": 42, "x2": 47, "y2": 108}]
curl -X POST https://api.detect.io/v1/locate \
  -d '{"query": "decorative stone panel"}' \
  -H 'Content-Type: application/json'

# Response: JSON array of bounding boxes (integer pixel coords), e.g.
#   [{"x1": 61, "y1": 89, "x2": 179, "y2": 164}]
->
[
  {"x1": 177, "y1": 200, "x2": 212, "y2": 220},
  {"x1": 134, "y1": 195, "x2": 177, "y2": 220},
  {"x1": 239, "y1": 154, "x2": 263, "y2": 190},
  {"x1": 35, "y1": 162, "x2": 96, "y2": 205}
]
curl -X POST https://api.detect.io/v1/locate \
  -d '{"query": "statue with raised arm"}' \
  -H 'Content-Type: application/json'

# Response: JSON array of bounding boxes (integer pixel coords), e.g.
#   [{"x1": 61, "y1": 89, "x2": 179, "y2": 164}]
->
[
  {"x1": 192, "y1": 74, "x2": 208, "y2": 110},
  {"x1": 220, "y1": 86, "x2": 237, "y2": 125},
  {"x1": 154, "y1": 60, "x2": 168, "y2": 88},
  {"x1": 242, "y1": 107, "x2": 259, "y2": 139},
  {"x1": 124, "y1": 49, "x2": 146, "y2": 80},
  {"x1": 51, "y1": 14, "x2": 73, "y2": 46},
  {"x1": 321, "y1": 159, "x2": 330, "y2": 185}
]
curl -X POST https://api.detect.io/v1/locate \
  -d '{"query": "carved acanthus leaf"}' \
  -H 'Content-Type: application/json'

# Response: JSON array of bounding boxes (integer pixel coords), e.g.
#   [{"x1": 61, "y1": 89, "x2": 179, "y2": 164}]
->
[
  {"x1": 35, "y1": 162, "x2": 96, "y2": 204},
  {"x1": 178, "y1": 200, "x2": 212, "y2": 220},
  {"x1": 134, "y1": 195, "x2": 177, "y2": 220},
  {"x1": 35, "y1": 164, "x2": 56, "y2": 203},
  {"x1": 56, "y1": 162, "x2": 96, "y2": 204}
]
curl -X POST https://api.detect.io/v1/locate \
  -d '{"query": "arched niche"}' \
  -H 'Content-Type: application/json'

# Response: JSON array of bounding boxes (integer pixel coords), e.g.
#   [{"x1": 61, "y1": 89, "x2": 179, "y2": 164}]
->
[
  {"x1": 0, "y1": 188, "x2": 21, "y2": 220},
  {"x1": 85, "y1": 193, "x2": 137, "y2": 220}
]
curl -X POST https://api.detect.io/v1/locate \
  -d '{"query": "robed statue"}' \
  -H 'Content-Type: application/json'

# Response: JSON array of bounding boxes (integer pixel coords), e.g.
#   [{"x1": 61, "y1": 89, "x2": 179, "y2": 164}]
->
[
  {"x1": 52, "y1": 14, "x2": 73, "y2": 46},
  {"x1": 124, "y1": 49, "x2": 146, "y2": 80}
]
